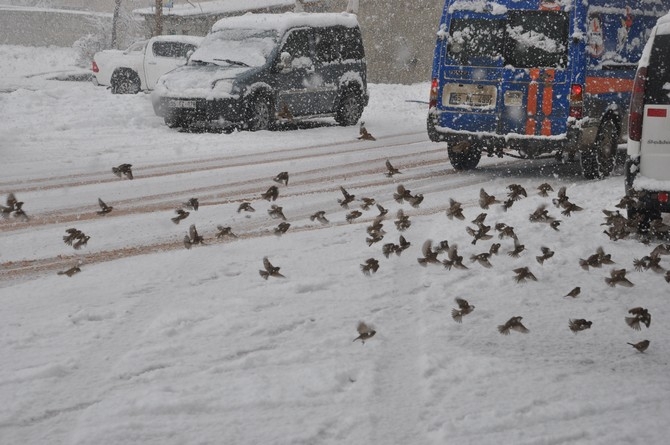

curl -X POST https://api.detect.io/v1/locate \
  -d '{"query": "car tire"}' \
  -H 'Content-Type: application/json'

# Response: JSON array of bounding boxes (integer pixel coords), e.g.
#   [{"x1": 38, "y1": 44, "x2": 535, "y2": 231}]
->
[
  {"x1": 111, "y1": 70, "x2": 141, "y2": 95},
  {"x1": 246, "y1": 93, "x2": 274, "y2": 131},
  {"x1": 581, "y1": 119, "x2": 618, "y2": 179},
  {"x1": 448, "y1": 142, "x2": 481, "y2": 170},
  {"x1": 335, "y1": 88, "x2": 363, "y2": 126}
]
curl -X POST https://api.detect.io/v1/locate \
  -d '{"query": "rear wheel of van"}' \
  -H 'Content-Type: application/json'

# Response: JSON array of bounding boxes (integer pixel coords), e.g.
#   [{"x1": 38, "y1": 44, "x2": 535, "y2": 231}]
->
[
  {"x1": 335, "y1": 89, "x2": 364, "y2": 126},
  {"x1": 246, "y1": 93, "x2": 274, "y2": 131},
  {"x1": 111, "y1": 69, "x2": 140, "y2": 95},
  {"x1": 448, "y1": 143, "x2": 481, "y2": 171},
  {"x1": 581, "y1": 119, "x2": 618, "y2": 179}
]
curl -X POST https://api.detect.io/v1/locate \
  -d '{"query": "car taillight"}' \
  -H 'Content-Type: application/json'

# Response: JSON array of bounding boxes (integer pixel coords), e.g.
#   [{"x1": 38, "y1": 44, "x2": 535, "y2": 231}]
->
[
  {"x1": 628, "y1": 67, "x2": 647, "y2": 142},
  {"x1": 569, "y1": 84, "x2": 583, "y2": 119},
  {"x1": 658, "y1": 192, "x2": 669, "y2": 203},
  {"x1": 429, "y1": 78, "x2": 439, "y2": 109},
  {"x1": 91, "y1": 61, "x2": 99, "y2": 73}
]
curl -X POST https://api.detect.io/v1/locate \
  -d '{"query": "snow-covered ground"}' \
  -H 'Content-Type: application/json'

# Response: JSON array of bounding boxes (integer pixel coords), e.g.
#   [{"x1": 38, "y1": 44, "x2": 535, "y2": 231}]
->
[{"x1": 1, "y1": 45, "x2": 669, "y2": 445}]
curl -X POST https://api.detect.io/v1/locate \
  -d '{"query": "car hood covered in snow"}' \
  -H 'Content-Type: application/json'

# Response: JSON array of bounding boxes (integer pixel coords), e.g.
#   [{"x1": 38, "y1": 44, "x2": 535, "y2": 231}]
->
[{"x1": 154, "y1": 64, "x2": 253, "y2": 100}]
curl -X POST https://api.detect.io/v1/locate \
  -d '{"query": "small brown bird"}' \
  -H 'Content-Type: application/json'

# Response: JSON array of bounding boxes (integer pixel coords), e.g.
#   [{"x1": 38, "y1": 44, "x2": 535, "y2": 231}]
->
[
  {"x1": 72, "y1": 235, "x2": 90, "y2": 250},
  {"x1": 466, "y1": 223, "x2": 493, "y2": 245},
  {"x1": 376, "y1": 204, "x2": 389, "y2": 217},
  {"x1": 633, "y1": 253, "x2": 664, "y2": 273},
  {"x1": 171, "y1": 209, "x2": 190, "y2": 224},
  {"x1": 451, "y1": 297, "x2": 475, "y2": 323},
  {"x1": 443, "y1": 244, "x2": 468, "y2": 270},
  {"x1": 564, "y1": 286, "x2": 581, "y2": 298},
  {"x1": 367, "y1": 217, "x2": 385, "y2": 236},
  {"x1": 471, "y1": 212, "x2": 487, "y2": 225},
  {"x1": 360, "y1": 258, "x2": 380, "y2": 275},
  {"x1": 96, "y1": 198, "x2": 113, "y2": 215},
  {"x1": 507, "y1": 184, "x2": 527, "y2": 201},
  {"x1": 489, "y1": 242, "x2": 501, "y2": 255},
  {"x1": 183, "y1": 198, "x2": 199, "y2": 211},
  {"x1": 498, "y1": 316, "x2": 529, "y2": 335},
  {"x1": 261, "y1": 185, "x2": 279, "y2": 202},
  {"x1": 360, "y1": 197, "x2": 376, "y2": 210},
  {"x1": 366, "y1": 232, "x2": 384, "y2": 246},
  {"x1": 382, "y1": 242, "x2": 399, "y2": 258},
  {"x1": 259, "y1": 257, "x2": 285, "y2": 279},
  {"x1": 358, "y1": 122, "x2": 376, "y2": 141},
  {"x1": 417, "y1": 239, "x2": 440, "y2": 266},
  {"x1": 470, "y1": 252, "x2": 493, "y2": 268},
  {"x1": 273, "y1": 171, "x2": 289, "y2": 186},
  {"x1": 501, "y1": 198, "x2": 515, "y2": 211},
  {"x1": 338, "y1": 186, "x2": 355, "y2": 208},
  {"x1": 569, "y1": 319, "x2": 593, "y2": 333},
  {"x1": 183, "y1": 224, "x2": 204, "y2": 249},
  {"x1": 651, "y1": 243, "x2": 670, "y2": 257},
  {"x1": 513, "y1": 267, "x2": 537, "y2": 284},
  {"x1": 479, "y1": 188, "x2": 500, "y2": 209},
  {"x1": 397, "y1": 235, "x2": 411, "y2": 253},
  {"x1": 496, "y1": 224, "x2": 517, "y2": 240},
  {"x1": 446, "y1": 198, "x2": 465, "y2": 220},
  {"x1": 63, "y1": 228, "x2": 83, "y2": 246},
  {"x1": 216, "y1": 225, "x2": 237, "y2": 239},
  {"x1": 627, "y1": 339, "x2": 650, "y2": 352},
  {"x1": 407, "y1": 193, "x2": 424, "y2": 208},
  {"x1": 536, "y1": 246, "x2": 555, "y2": 265},
  {"x1": 385, "y1": 159, "x2": 401, "y2": 177},
  {"x1": 394, "y1": 184, "x2": 413, "y2": 203},
  {"x1": 0, "y1": 193, "x2": 18, "y2": 217},
  {"x1": 529, "y1": 204, "x2": 552, "y2": 222},
  {"x1": 57, "y1": 265, "x2": 81, "y2": 277},
  {"x1": 395, "y1": 209, "x2": 411, "y2": 231},
  {"x1": 268, "y1": 204, "x2": 286, "y2": 220},
  {"x1": 605, "y1": 268, "x2": 634, "y2": 287},
  {"x1": 237, "y1": 202, "x2": 255, "y2": 213},
  {"x1": 553, "y1": 186, "x2": 569, "y2": 208},
  {"x1": 507, "y1": 238, "x2": 525, "y2": 258},
  {"x1": 579, "y1": 247, "x2": 614, "y2": 270},
  {"x1": 274, "y1": 222, "x2": 291, "y2": 236},
  {"x1": 353, "y1": 321, "x2": 376, "y2": 344},
  {"x1": 625, "y1": 307, "x2": 651, "y2": 330},
  {"x1": 537, "y1": 183, "x2": 554, "y2": 197},
  {"x1": 560, "y1": 200, "x2": 583, "y2": 217},
  {"x1": 310, "y1": 210, "x2": 329, "y2": 224},
  {"x1": 346, "y1": 210, "x2": 362, "y2": 223},
  {"x1": 615, "y1": 193, "x2": 638, "y2": 209},
  {"x1": 112, "y1": 163, "x2": 133, "y2": 180},
  {"x1": 665, "y1": 270, "x2": 670, "y2": 283}
]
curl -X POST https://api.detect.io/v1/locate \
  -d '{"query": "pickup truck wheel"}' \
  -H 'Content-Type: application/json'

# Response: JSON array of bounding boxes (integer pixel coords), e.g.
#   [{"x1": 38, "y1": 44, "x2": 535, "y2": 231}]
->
[
  {"x1": 581, "y1": 119, "x2": 618, "y2": 179},
  {"x1": 335, "y1": 88, "x2": 363, "y2": 126},
  {"x1": 246, "y1": 94, "x2": 274, "y2": 131},
  {"x1": 111, "y1": 70, "x2": 141, "y2": 95},
  {"x1": 448, "y1": 142, "x2": 481, "y2": 170}
]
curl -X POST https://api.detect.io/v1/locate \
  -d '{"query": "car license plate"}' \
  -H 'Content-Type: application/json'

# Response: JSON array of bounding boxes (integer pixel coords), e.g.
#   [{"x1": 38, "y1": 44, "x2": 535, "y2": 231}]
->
[{"x1": 170, "y1": 99, "x2": 196, "y2": 109}]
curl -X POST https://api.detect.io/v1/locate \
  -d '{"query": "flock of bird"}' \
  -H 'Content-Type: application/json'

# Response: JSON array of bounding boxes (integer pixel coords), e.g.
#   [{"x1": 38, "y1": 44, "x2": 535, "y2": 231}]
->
[{"x1": 2, "y1": 150, "x2": 668, "y2": 352}]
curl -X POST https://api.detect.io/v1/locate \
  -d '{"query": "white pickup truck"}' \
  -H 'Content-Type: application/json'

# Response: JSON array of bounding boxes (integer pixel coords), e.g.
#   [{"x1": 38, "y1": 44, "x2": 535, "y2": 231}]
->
[{"x1": 91, "y1": 35, "x2": 203, "y2": 94}]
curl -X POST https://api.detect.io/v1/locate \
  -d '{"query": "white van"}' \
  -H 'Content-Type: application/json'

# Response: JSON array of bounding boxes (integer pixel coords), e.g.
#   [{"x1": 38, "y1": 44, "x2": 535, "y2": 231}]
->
[{"x1": 626, "y1": 11, "x2": 670, "y2": 231}]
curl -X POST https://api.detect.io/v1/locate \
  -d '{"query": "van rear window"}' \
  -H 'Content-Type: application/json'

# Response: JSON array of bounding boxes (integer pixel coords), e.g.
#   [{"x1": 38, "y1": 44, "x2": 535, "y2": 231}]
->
[
  {"x1": 446, "y1": 11, "x2": 568, "y2": 68},
  {"x1": 645, "y1": 34, "x2": 670, "y2": 105}
]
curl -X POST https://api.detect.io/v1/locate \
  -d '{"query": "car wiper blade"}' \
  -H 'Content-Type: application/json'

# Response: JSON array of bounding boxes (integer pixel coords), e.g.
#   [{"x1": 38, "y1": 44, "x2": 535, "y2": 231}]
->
[{"x1": 213, "y1": 58, "x2": 249, "y2": 67}]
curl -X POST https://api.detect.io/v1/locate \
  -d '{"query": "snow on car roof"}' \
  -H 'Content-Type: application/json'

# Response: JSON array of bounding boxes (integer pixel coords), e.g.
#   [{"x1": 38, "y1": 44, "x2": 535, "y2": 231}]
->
[
  {"x1": 135, "y1": 0, "x2": 298, "y2": 17},
  {"x1": 210, "y1": 12, "x2": 360, "y2": 34},
  {"x1": 152, "y1": 35, "x2": 204, "y2": 45},
  {"x1": 657, "y1": 9, "x2": 670, "y2": 34}
]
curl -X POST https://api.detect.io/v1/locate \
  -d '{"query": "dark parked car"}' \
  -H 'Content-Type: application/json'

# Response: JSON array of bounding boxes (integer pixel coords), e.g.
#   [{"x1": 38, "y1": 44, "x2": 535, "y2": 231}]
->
[
  {"x1": 151, "y1": 12, "x2": 368, "y2": 131},
  {"x1": 625, "y1": 11, "x2": 670, "y2": 230}
]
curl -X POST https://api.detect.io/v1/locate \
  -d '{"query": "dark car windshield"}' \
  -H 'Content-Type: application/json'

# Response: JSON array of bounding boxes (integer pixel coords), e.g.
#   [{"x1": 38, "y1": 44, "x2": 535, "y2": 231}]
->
[
  {"x1": 447, "y1": 11, "x2": 569, "y2": 68},
  {"x1": 645, "y1": 34, "x2": 670, "y2": 105}
]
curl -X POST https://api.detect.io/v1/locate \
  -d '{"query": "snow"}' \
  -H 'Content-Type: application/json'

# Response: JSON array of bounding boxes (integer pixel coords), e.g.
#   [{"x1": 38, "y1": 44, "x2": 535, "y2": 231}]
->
[
  {"x1": 210, "y1": 12, "x2": 360, "y2": 34},
  {"x1": 2, "y1": 44, "x2": 670, "y2": 445},
  {"x1": 134, "y1": 0, "x2": 296, "y2": 17}
]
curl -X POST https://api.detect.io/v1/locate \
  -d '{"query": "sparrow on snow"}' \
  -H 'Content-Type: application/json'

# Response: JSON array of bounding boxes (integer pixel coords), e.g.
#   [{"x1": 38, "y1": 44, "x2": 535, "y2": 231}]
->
[
  {"x1": 625, "y1": 307, "x2": 651, "y2": 330},
  {"x1": 627, "y1": 339, "x2": 650, "y2": 352},
  {"x1": 451, "y1": 297, "x2": 475, "y2": 323},
  {"x1": 353, "y1": 321, "x2": 376, "y2": 344},
  {"x1": 498, "y1": 316, "x2": 529, "y2": 335},
  {"x1": 259, "y1": 257, "x2": 285, "y2": 279},
  {"x1": 171, "y1": 208, "x2": 190, "y2": 224},
  {"x1": 96, "y1": 198, "x2": 113, "y2": 215},
  {"x1": 273, "y1": 171, "x2": 289, "y2": 186},
  {"x1": 261, "y1": 185, "x2": 279, "y2": 202},
  {"x1": 385, "y1": 159, "x2": 401, "y2": 177},
  {"x1": 569, "y1": 319, "x2": 593, "y2": 333},
  {"x1": 112, "y1": 163, "x2": 133, "y2": 180},
  {"x1": 338, "y1": 186, "x2": 355, "y2": 208}
]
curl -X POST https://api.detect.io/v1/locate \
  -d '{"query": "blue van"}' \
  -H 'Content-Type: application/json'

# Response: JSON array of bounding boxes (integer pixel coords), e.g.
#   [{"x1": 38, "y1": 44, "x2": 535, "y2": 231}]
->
[{"x1": 428, "y1": 0, "x2": 670, "y2": 178}]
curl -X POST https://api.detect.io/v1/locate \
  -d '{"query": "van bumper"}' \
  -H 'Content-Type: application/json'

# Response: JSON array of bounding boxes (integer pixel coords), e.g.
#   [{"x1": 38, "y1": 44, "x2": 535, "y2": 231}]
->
[{"x1": 154, "y1": 96, "x2": 246, "y2": 125}]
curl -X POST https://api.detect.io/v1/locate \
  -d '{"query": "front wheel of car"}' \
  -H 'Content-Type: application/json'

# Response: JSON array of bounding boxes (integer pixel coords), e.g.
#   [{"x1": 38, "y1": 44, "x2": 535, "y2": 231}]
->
[
  {"x1": 111, "y1": 70, "x2": 141, "y2": 95},
  {"x1": 335, "y1": 89, "x2": 363, "y2": 126},
  {"x1": 246, "y1": 94, "x2": 274, "y2": 131}
]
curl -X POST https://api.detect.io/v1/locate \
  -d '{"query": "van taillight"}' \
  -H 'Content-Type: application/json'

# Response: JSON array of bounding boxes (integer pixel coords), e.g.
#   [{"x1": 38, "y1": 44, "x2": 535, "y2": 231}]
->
[
  {"x1": 429, "y1": 78, "x2": 439, "y2": 108},
  {"x1": 628, "y1": 67, "x2": 647, "y2": 142},
  {"x1": 569, "y1": 84, "x2": 583, "y2": 118},
  {"x1": 658, "y1": 192, "x2": 669, "y2": 204},
  {"x1": 92, "y1": 61, "x2": 99, "y2": 73}
]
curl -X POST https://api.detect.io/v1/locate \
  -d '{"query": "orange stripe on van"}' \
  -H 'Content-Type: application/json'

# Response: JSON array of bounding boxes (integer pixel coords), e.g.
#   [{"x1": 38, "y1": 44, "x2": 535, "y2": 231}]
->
[
  {"x1": 541, "y1": 69, "x2": 555, "y2": 136},
  {"x1": 585, "y1": 77, "x2": 634, "y2": 94}
]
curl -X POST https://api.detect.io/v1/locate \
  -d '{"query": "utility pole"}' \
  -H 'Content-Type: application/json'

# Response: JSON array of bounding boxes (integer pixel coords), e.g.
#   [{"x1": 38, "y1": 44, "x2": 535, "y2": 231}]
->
[
  {"x1": 154, "y1": 0, "x2": 163, "y2": 36},
  {"x1": 111, "y1": 0, "x2": 122, "y2": 48}
]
